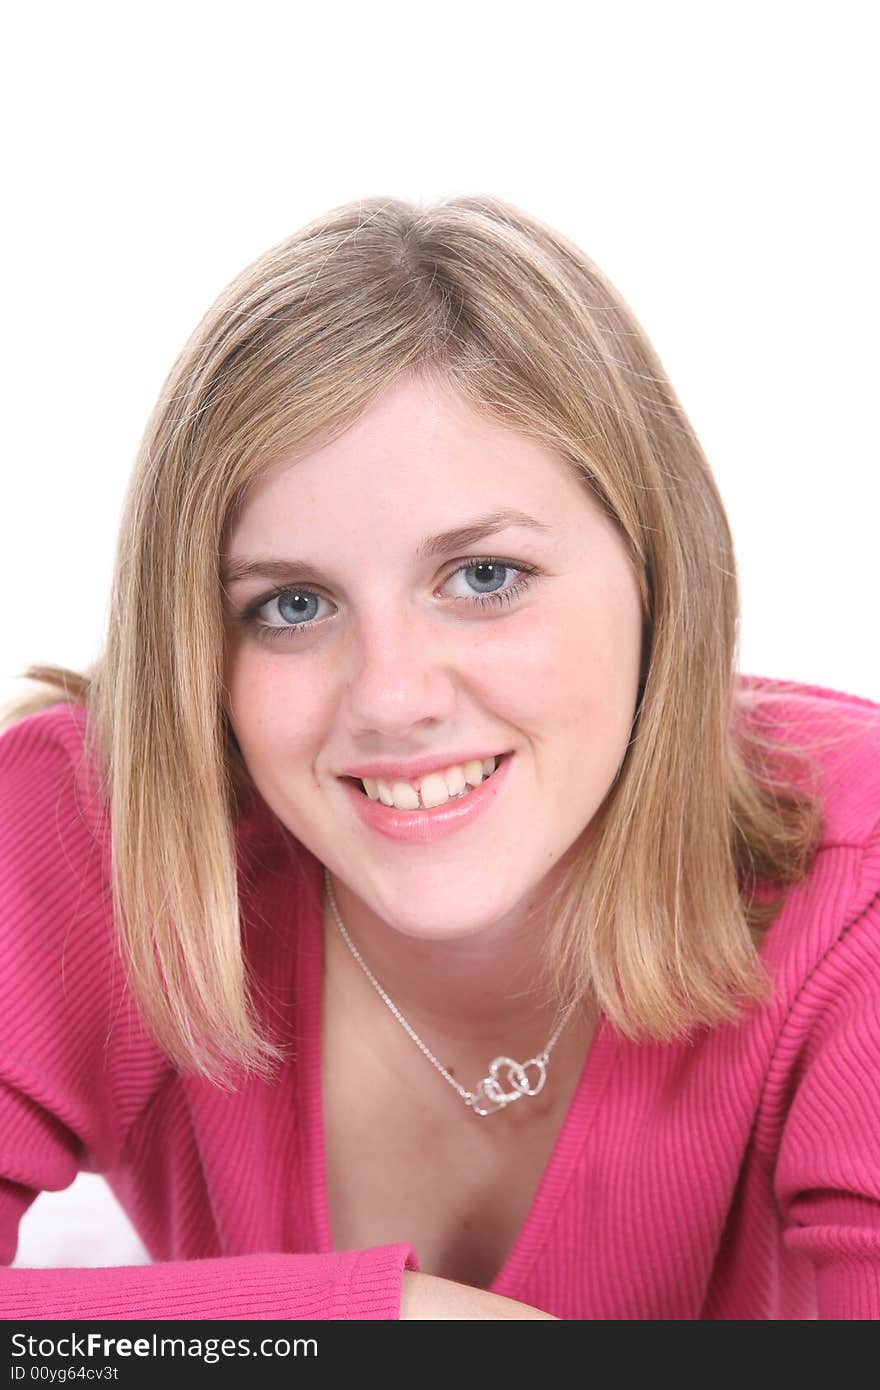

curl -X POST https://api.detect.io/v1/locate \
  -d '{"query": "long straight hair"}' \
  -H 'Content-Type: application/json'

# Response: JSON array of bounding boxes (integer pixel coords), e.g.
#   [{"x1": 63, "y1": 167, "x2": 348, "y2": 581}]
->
[{"x1": 3, "y1": 196, "x2": 831, "y2": 1081}]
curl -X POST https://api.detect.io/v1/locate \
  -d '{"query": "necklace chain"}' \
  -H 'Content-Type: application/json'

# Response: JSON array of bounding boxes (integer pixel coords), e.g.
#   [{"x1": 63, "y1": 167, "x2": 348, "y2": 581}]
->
[{"x1": 323, "y1": 866, "x2": 578, "y2": 1116}]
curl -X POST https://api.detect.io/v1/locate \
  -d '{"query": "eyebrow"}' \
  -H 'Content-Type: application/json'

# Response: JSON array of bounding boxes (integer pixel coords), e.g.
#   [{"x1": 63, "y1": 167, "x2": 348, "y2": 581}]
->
[{"x1": 221, "y1": 508, "x2": 553, "y2": 585}]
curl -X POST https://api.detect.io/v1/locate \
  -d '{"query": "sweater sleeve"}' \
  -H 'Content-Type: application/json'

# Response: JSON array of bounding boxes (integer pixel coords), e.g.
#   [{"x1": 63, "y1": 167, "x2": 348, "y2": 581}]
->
[
  {"x1": 0, "y1": 707, "x2": 419, "y2": 1320},
  {"x1": 774, "y1": 831, "x2": 880, "y2": 1319}
]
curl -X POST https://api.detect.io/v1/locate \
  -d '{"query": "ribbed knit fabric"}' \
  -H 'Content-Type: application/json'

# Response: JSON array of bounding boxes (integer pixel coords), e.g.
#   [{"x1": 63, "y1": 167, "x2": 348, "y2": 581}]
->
[{"x1": 1, "y1": 675, "x2": 878, "y2": 1320}]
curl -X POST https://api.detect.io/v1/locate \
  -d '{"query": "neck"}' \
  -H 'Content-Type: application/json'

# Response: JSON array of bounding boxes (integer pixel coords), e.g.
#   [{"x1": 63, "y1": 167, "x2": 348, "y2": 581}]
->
[{"x1": 322, "y1": 866, "x2": 593, "y2": 1066}]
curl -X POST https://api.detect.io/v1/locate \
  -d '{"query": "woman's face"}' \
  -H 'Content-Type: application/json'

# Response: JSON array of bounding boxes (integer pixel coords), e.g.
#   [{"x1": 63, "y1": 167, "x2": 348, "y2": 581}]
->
[{"x1": 223, "y1": 372, "x2": 644, "y2": 942}]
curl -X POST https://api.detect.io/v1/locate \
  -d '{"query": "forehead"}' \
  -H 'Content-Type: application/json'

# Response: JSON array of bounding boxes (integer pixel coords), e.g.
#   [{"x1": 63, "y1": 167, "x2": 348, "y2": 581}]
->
[{"x1": 227, "y1": 374, "x2": 600, "y2": 547}]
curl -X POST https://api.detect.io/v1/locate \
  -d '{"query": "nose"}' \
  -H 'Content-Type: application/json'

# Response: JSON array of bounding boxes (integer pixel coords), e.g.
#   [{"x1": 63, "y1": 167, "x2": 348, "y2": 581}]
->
[{"x1": 342, "y1": 600, "x2": 459, "y2": 737}]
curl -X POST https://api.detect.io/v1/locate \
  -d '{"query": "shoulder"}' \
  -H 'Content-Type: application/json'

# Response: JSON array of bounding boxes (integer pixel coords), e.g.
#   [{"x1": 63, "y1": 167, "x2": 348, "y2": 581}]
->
[
  {"x1": 0, "y1": 701, "x2": 111, "y2": 908},
  {"x1": 736, "y1": 676, "x2": 880, "y2": 1011},
  {"x1": 0, "y1": 699, "x2": 95, "y2": 758},
  {"x1": 0, "y1": 695, "x2": 107, "y2": 811},
  {"x1": 737, "y1": 672, "x2": 880, "y2": 848},
  {"x1": 0, "y1": 699, "x2": 109, "y2": 961},
  {"x1": 0, "y1": 703, "x2": 167, "y2": 1129}
]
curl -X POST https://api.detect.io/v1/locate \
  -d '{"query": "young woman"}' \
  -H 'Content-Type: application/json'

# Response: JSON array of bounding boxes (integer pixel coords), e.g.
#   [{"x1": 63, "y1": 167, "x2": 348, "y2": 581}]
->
[{"x1": 1, "y1": 195, "x2": 877, "y2": 1320}]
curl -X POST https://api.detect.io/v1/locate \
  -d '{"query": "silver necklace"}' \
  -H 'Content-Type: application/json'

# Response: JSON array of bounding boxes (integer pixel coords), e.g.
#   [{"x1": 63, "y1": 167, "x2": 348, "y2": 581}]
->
[{"x1": 323, "y1": 866, "x2": 578, "y2": 1117}]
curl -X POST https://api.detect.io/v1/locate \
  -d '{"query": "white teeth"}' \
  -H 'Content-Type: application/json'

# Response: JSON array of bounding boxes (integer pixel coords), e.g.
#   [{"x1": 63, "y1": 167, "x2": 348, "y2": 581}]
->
[
  {"x1": 444, "y1": 764, "x2": 466, "y2": 797},
  {"x1": 420, "y1": 772, "x2": 452, "y2": 808},
  {"x1": 390, "y1": 779, "x2": 421, "y2": 809},
  {"x1": 463, "y1": 760, "x2": 485, "y2": 787},
  {"x1": 359, "y1": 754, "x2": 501, "y2": 811}
]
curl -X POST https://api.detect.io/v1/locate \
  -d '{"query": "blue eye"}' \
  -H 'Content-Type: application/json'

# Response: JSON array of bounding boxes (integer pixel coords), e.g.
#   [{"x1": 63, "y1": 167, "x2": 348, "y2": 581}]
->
[
  {"x1": 239, "y1": 556, "x2": 539, "y2": 644},
  {"x1": 275, "y1": 590, "x2": 323, "y2": 625},
  {"x1": 448, "y1": 560, "x2": 511, "y2": 597}
]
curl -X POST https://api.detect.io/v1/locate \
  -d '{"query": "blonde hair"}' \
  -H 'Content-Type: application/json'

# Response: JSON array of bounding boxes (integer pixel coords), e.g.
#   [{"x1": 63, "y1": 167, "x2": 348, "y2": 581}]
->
[{"x1": 2, "y1": 195, "x2": 835, "y2": 1081}]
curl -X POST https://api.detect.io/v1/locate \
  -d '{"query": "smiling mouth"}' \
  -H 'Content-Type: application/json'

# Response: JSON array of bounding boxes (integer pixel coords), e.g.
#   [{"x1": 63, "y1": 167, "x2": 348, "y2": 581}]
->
[{"x1": 342, "y1": 752, "x2": 510, "y2": 807}]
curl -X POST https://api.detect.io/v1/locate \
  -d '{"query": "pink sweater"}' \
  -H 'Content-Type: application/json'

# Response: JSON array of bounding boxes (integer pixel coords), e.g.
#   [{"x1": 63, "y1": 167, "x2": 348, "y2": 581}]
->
[{"x1": 1, "y1": 676, "x2": 879, "y2": 1321}]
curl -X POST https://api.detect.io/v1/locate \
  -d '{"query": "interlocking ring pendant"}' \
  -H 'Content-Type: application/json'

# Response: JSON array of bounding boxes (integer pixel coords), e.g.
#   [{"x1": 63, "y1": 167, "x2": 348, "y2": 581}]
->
[{"x1": 470, "y1": 1054, "x2": 548, "y2": 1116}]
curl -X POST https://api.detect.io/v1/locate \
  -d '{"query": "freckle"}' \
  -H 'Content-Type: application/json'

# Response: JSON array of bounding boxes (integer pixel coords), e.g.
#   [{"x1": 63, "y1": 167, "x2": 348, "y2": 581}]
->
[{"x1": 462, "y1": 1219, "x2": 472, "y2": 1230}]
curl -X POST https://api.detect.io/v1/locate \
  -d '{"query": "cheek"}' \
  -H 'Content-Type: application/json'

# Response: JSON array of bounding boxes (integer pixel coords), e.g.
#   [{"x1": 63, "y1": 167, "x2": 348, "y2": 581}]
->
[
  {"x1": 544, "y1": 592, "x2": 643, "y2": 815},
  {"x1": 224, "y1": 646, "x2": 329, "y2": 765},
  {"x1": 473, "y1": 582, "x2": 642, "y2": 734}
]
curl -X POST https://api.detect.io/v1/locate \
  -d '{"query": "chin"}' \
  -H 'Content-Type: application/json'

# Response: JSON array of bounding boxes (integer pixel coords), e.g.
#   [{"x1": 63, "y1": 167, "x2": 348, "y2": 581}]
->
[{"x1": 365, "y1": 873, "x2": 522, "y2": 940}]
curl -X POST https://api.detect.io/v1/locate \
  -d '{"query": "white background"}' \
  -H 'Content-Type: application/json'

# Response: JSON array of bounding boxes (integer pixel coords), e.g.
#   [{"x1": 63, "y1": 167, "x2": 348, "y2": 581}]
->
[{"x1": 2, "y1": 1, "x2": 878, "y2": 1267}]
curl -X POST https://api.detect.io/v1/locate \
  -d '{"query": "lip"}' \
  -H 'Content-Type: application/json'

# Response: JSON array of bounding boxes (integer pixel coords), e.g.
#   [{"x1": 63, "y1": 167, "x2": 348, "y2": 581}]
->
[
  {"x1": 340, "y1": 749, "x2": 510, "y2": 783},
  {"x1": 339, "y1": 752, "x2": 513, "y2": 844}
]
